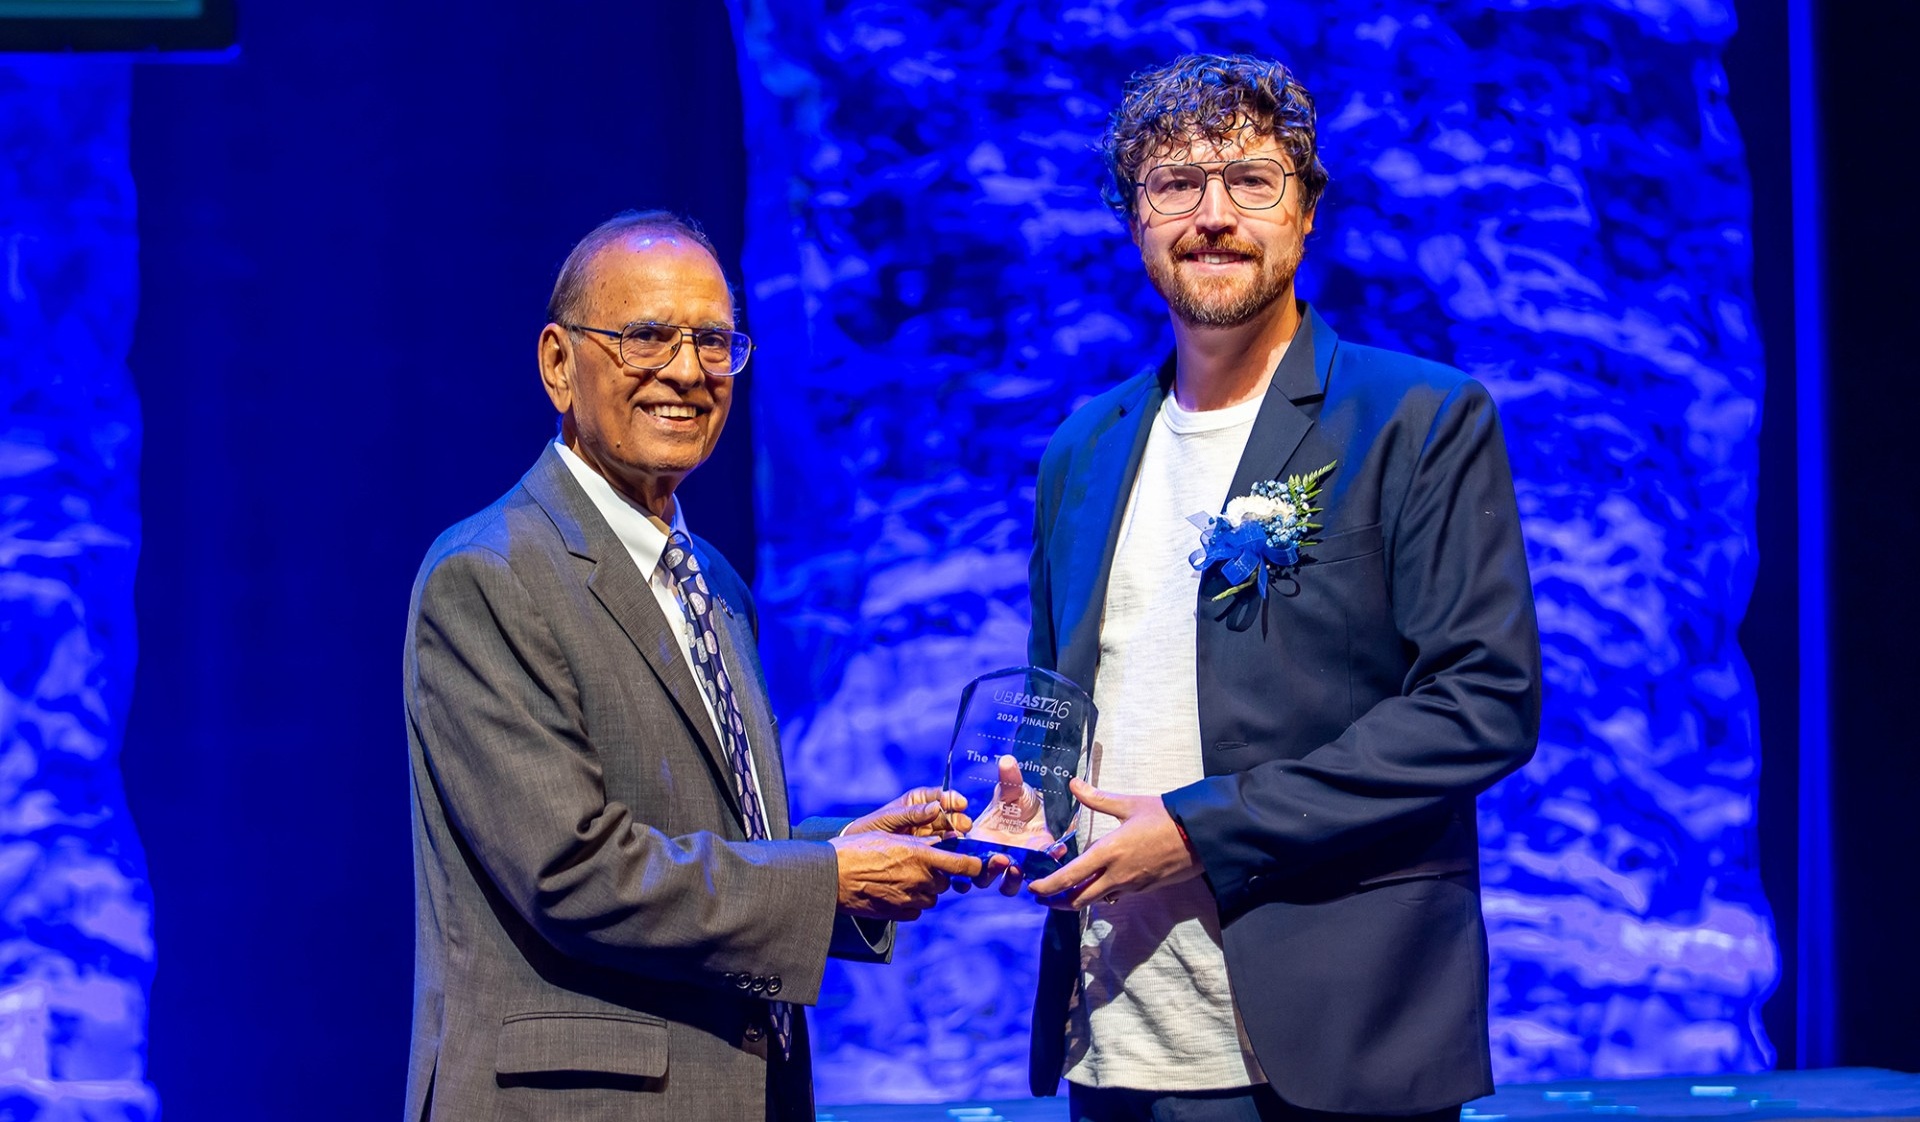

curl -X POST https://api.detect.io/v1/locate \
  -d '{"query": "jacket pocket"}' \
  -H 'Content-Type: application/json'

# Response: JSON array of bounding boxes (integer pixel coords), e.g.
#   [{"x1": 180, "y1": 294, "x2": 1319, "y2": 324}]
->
[
  {"x1": 496, "y1": 1012, "x2": 668, "y2": 1078},
  {"x1": 1303, "y1": 522, "x2": 1384, "y2": 565},
  {"x1": 1355, "y1": 856, "x2": 1476, "y2": 889}
]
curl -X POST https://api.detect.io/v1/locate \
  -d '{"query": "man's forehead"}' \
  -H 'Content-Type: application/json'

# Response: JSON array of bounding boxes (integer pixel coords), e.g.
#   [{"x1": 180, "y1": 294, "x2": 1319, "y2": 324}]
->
[
  {"x1": 1149, "y1": 128, "x2": 1285, "y2": 166},
  {"x1": 580, "y1": 235, "x2": 732, "y2": 320},
  {"x1": 589, "y1": 231, "x2": 725, "y2": 273},
  {"x1": 613, "y1": 230, "x2": 697, "y2": 253},
  {"x1": 587, "y1": 237, "x2": 724, "y2": 284}
]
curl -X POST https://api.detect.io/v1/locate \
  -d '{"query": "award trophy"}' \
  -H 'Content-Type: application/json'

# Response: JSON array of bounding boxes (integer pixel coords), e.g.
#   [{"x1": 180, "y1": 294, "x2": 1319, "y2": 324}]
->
[{"x1": 933, "y1": 666, "x2": 1096, "y2": 881}]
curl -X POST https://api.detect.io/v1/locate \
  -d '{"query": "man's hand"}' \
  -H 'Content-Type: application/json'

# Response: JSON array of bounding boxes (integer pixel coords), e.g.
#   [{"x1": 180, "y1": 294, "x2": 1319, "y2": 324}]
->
[
  {"x1": 845, "y1": 787, "x2": 973, "y2": 837},
  {"x1": 1025, "y1": 778, "x2": 1202, "y2": 909},
  {"x1": 827, "y1": 832, "x2": 986, "y2": 921}
]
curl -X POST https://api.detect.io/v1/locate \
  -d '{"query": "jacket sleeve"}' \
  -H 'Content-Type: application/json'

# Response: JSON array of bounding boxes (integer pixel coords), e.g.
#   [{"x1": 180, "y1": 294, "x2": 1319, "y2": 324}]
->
[
  {"x1": 1163, "y1": 379, "x2": 1541, "y2": 907},
  {"x1": 792, "y1": 816, "x2": 897, "y2": 964},
  {"x1": 407, "y1": 544, "x2": 843, "y2": 1004}
]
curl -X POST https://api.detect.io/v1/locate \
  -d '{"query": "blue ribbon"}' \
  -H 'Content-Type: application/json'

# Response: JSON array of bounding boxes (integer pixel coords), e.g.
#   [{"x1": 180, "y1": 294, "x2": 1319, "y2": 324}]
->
[{"x1": 1187, "y1": 513, "x2": 1300, "y2": 598}]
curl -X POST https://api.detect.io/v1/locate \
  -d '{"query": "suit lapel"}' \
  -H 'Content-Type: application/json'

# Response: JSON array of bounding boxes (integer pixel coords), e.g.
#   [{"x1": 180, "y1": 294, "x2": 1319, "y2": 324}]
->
[
  {"x1": 1220, "y1": 307, "x2": 1334, "y2": 505},
  {"x1": 1058, "y1": 307, "x2": 1337, "y2": 675},
  {"x1": 520, "y1": 447, "x2": 745, "y2": 827},
  {"x1": 1055, "y1": 367, "x2": 1167, "y2": 693}
]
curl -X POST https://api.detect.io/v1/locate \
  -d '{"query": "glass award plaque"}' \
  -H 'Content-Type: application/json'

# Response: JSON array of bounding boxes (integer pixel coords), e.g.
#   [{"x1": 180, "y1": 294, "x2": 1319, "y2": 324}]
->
[{"x1": 933, "y1": 666, "x2": 1096, "y2": 881}]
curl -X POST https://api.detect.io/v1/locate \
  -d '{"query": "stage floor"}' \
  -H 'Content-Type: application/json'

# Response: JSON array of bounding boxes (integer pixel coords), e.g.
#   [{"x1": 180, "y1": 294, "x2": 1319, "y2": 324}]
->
[{"x1": 819, "y1": 1069, "x2": 1920, "y2": 1122}]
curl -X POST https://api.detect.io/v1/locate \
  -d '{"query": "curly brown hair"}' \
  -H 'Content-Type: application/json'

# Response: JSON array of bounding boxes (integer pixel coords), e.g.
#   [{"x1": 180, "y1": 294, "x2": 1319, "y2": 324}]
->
[{"x1": 1099, "y1": 53, "x2": 1328, "y2": 223}]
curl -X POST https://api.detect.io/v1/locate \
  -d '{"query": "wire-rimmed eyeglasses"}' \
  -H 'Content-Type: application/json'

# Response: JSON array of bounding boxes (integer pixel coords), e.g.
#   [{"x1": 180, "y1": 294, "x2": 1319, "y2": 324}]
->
[
  {"x1": 1134, "y1": 158, "x2": 1296, "y2": 217},
  {"x1": 563, "y1": 320, "x2": 754, "y2": 376}
]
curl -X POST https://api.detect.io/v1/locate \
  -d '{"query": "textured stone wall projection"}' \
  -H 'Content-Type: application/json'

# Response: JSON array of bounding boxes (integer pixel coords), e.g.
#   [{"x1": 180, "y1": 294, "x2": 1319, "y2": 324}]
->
[
  {"x1": 0, "y1": 61, "x2": 158, "y2": 1120},
  {"x1": 728, "y1": 0, "x2": 1771, "y2": 1099}
]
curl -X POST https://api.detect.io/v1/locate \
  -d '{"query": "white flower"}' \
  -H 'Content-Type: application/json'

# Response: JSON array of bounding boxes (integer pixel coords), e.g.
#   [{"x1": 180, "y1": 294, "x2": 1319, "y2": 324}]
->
[{"x1": 1224, "y1": 494, "x2": 1295, "y2": 527}]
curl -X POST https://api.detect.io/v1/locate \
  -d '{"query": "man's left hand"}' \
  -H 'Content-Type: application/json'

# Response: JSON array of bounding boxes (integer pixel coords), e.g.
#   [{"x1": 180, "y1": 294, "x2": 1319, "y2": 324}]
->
[
  {"x1": 1026, "y1": 779, "x2": 1202, "y2": 909},
  {"x1": 846, "y1": 787, "x2": 972, "y2": 838},
  {"x1": 846, "y1": 788, "x2": 1024, "y2": 895}
]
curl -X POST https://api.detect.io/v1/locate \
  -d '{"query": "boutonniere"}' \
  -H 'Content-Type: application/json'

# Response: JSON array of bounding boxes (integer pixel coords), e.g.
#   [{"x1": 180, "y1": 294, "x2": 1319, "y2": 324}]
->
[{"x1": 1187, "y1": 461, "x2": 1338, "y2": 600}]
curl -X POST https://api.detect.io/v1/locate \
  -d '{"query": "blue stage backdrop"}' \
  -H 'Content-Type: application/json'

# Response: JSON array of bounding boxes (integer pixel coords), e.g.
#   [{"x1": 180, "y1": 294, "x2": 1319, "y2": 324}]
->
[
  {"x1": 0, "y1": 60, "x2": 156, "y2": 1118},
  {"x1": 727, "y1": 0, "x2": 1773, "y2": 1099}
]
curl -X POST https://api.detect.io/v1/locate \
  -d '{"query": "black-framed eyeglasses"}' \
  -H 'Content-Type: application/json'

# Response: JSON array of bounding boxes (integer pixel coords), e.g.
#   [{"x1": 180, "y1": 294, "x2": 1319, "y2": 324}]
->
[
  {"x1": 562, "y1": 320, "x2": 754, "y2": 376},
  {"x1": 1134, "y1": 158, "x2": 1296, "y2": 216}
]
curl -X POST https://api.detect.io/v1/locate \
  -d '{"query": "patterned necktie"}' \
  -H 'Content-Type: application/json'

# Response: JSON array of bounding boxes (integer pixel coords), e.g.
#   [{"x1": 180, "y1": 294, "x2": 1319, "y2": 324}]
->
[{"x1": 661, "y1": 530, "x2": 793, "y2": 1059}]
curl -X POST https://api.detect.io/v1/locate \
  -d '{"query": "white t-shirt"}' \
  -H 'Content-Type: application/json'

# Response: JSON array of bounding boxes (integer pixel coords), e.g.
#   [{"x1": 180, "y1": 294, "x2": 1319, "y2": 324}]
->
[{"x1": 1064, "y1": 390, "x2": 1268, "y2": 1091}]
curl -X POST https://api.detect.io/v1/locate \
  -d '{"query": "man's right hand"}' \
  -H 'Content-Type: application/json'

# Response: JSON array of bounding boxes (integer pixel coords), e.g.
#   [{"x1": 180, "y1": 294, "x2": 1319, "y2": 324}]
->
[{"x1": 827, "y1": 832, "x2": 985, "y2": 922}]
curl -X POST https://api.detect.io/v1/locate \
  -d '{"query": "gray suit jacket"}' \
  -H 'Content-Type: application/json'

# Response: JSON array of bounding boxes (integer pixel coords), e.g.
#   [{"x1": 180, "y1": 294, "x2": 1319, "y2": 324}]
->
[{"x1": 404, "y1": 446, "x2": 882, "y2": 1122}]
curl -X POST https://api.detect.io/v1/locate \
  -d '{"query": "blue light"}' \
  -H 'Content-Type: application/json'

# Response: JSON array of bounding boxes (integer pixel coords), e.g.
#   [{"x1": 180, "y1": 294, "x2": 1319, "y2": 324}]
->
[
  {"x1": 0, "y1": 56, "x2": 157, "y2": 1117},
  {"x1": 731, "y1": 0, "x2": 1775, "y2": 1099},
  {"x1": 1787, "y1": 0, "x2": 1836, "y2": 1071}
]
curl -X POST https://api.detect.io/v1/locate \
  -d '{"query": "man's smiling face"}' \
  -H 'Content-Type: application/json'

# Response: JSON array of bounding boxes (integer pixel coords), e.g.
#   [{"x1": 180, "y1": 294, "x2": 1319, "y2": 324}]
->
[
  {"x1": 1132, "y1": 131, "x2": 1315, "y2": 328},
  {"x1": 544, "y1": 234, "x2": 735, "y2": 513}
]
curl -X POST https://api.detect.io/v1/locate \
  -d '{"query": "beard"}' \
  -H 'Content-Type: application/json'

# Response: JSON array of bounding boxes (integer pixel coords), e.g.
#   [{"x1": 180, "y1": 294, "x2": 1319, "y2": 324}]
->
[{"x1": 1144, "y1": 232, "x2": 1301, "y2": 328}]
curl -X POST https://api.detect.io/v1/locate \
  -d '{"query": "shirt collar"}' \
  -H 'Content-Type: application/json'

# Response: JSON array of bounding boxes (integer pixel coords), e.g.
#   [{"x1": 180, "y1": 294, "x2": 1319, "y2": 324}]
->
[{"x1": 552, "y1": 441, "x2": 689, "y2": 574}]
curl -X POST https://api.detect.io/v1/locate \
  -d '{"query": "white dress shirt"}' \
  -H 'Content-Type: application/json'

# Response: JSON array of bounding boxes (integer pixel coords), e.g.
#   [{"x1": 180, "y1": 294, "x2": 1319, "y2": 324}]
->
[{"x1": 553, "y1": 442, "x2": 769, "y2": 815}]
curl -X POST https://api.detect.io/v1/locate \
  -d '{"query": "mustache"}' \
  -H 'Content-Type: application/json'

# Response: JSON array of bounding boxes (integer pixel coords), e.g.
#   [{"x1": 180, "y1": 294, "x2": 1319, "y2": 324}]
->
[{"x1": 1169, "y1": 235, "x2": 1264, "y2": 260}]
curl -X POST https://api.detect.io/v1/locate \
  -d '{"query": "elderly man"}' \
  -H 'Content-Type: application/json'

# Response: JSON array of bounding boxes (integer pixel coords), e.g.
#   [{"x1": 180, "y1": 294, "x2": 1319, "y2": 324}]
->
[
  {"x1": 403, "y1": 210, "x2": 982, "y2": 1121},
  {"x1": 1020, "y1": 55, "x2": 1542, "y2": 1122}
]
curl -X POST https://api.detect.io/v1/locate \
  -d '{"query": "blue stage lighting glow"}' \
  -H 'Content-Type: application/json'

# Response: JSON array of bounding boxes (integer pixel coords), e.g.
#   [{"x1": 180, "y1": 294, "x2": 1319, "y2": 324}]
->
[
  {"x1": 0, "y1": 59, "x2": 157, "y2": 1116},
  {"x1": 728, "y1": 0, "x2": 1773, "y2": 1100},
  {"x1": 1786, "y1": 0, "x2": 1834, "y2": 1071}
]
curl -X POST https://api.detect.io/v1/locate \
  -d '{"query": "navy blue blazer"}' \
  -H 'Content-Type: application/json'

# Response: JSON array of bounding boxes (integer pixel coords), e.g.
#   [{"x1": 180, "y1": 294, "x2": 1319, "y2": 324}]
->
[{"x1": 1026, "y1": 306, "x2": 1541, "y2": 1113}]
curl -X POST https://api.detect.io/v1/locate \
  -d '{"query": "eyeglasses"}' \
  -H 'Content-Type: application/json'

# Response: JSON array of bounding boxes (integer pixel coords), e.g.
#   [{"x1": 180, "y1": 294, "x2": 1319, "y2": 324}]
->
[
  {"x1": 563, "y1": 321, "x2": 754, "y2": 376},
  {"x1": 1135, "y1": 158, "x2": 1296, "y2": 216}
]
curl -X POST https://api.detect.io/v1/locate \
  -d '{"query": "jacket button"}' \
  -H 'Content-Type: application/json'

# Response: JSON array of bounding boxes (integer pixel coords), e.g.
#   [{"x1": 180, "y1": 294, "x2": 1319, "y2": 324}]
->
[
  {"x1": 767, "y1": 976, "x2": 782, "y2": 995},
  {"x1": 751, "y1": 976, "x2": 767, "y2": 993},
  {"x1": 1247, "y1": 875, "x2": 1265, "y2": 892},
  {"x1": 734, "y1": 974, "x2": 752, "y2": 989},
  {"x1": 744, "y1": 1023, "x2": 764, "y2": 1043}
]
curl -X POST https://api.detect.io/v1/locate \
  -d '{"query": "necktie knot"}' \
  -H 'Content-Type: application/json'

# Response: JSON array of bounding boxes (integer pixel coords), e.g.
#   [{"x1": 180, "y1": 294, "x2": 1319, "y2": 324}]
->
[
  {"x1": 664, "y1": 529, "x2": 705, "y2": 582},
  {"x1": 663, "y1": 532, "x2": 718, "y2": 635}
]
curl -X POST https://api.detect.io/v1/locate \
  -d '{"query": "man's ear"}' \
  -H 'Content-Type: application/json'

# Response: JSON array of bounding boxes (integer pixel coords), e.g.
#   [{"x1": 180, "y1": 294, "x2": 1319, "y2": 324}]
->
[
  {"x1": 1302, "y1": 206, "x2": 1316, "y2": 239},
  {"x1": 1128, "y1": 212, "x2": 1143, "y2": 248},
  {"x1": 537, "y1": 323, "x2": 574, "y2": 415}
]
